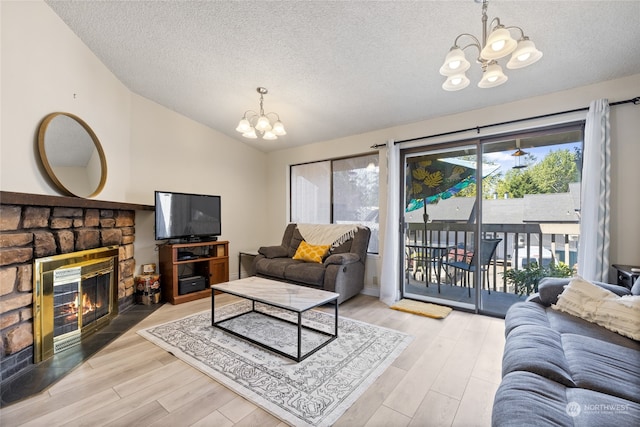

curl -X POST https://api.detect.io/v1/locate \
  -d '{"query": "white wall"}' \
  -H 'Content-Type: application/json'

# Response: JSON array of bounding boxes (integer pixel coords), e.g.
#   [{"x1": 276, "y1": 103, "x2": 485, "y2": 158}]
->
[
  {"x1": 1, "y1": 1, "x2": 269, "y2": 277},
  {"x1": 265, "y1": 74, "x2": 640, "y2": 291},
  {"x1": 127, "y1": 94, "x2": 269, "y2": 271},
  {"x1": 1, "y1": 1, "x2": 131, "y2": 201}
]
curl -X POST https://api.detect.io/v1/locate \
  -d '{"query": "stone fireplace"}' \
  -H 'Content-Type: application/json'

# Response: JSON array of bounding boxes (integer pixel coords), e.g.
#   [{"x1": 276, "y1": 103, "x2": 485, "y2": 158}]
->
[{"x1": 0, "y1": 191, "x2": 153, "y2": 382}]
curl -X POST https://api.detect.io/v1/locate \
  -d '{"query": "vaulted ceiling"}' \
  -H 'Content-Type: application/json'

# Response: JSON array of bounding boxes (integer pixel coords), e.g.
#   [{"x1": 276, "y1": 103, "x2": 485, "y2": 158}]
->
[{"x1": 46, "y1": 1, "x2": 640, "y2": 152}]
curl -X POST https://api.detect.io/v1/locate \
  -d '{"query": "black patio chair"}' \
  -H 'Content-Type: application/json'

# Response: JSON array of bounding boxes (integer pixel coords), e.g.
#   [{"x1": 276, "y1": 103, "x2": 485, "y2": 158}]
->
[{"x1": 443, "y1": 238, "x2": 502, "y2": 297}]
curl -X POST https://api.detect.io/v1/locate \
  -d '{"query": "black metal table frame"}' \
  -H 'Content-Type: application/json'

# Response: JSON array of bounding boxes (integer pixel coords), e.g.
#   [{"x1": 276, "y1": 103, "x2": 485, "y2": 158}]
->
[
  {"x1": 211, "y1": 289, "x2": 338, "y2": 362},
  {"x1": 406, "y1": 243, "x2": 452, "y2": 292}
]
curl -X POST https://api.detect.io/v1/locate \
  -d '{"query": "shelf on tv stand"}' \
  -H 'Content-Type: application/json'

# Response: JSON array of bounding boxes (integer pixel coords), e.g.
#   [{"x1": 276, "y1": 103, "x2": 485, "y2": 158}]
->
[
  {"x1": 159, "y1": 240, "x2": 229, "y2": 304},
  {"x1": 172, "y1": 236, "x2": 219, "y2": 244}
]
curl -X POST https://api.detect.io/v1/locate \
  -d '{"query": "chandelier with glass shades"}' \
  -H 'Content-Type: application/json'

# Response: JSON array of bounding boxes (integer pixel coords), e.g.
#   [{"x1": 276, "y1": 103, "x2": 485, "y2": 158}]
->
[
  {"x1": 235, "y1": 87, "x2": 286, "y2": 140},
  {"x1": 439, "y1": 0, "x2": 542, "y2": 91}
]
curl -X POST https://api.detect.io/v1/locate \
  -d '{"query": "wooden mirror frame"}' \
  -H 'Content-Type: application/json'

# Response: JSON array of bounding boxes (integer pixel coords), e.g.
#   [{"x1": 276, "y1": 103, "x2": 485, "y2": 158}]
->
[{"x1": 37, "y1": 112, "x2": 107, "y2": 198}]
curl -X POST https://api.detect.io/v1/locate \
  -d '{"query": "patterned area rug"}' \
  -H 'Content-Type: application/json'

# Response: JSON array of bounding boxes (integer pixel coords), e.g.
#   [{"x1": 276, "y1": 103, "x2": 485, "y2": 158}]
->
[{"x1": 138, "y1": 301, "x2": 412, "y2": 427}]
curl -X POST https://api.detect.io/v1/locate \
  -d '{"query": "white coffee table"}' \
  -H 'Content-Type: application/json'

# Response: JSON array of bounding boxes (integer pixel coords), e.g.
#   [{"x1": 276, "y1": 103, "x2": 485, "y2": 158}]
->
[{"x1": 211, "y1": 276, "x2": 339, "y2": 362}]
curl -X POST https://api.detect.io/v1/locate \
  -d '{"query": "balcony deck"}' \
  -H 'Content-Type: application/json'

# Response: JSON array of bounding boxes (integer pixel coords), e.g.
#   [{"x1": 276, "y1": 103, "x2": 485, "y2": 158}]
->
[
  {"x1": 404, "y1": 279, "x2": 526, "y2": 316},
  {"x1": 403, "y1": 221, "x2": 577, "y2": 316}
]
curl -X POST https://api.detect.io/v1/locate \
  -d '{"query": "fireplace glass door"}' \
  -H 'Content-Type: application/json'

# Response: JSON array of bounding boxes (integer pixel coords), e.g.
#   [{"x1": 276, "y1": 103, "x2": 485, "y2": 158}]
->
[
  {"x1": 34, "y1": 247, "x2": 119, "y2": 363},
  {"x1": 53, "y1": 276, "x2": 80, "y2": 338},
  {"x1": 81, "y1": 273, "x2": 111, "y2": 326},
  {"x1": 52, "y1": 265, "x2": 112, "y2": 352}
]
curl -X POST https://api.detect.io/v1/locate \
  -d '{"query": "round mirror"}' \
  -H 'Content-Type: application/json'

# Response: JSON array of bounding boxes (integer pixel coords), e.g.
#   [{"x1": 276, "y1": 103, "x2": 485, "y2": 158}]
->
[{"x1": 38, "y1": 112, "x2": 107, "y2": 198}]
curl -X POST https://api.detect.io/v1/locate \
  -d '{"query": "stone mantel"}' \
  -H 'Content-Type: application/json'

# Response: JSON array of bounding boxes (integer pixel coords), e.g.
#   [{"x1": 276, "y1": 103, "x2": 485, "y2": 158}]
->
[{"x1": 0, "y1": 191, "x2": 154, "y2": 211}]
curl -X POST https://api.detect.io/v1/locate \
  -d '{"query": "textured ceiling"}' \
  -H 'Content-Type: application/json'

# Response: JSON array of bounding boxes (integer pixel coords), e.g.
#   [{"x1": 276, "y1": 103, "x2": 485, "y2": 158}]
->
[{"x1": 46, "y1": 1, "x2": 640, "y2": 153}]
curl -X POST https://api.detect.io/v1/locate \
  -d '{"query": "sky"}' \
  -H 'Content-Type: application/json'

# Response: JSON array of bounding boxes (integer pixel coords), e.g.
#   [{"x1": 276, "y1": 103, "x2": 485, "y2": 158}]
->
[{"x1": 483, "y1": 142, "x2": 582, "y2": 177}]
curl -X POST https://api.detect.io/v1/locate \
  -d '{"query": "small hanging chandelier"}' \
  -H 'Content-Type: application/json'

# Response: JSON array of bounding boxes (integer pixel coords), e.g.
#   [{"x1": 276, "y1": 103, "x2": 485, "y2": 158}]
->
[
  {"x1": 439, "y1": 0, "x2": 543, "y2": 91},
  {"x1": 235, "y1": 87, "x2": 286, "y2": 140}
]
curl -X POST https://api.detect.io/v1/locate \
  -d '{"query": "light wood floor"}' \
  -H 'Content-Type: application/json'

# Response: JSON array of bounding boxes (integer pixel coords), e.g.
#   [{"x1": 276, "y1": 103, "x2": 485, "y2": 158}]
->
[{"x1": 0, "y1": 294, "x2": 506, "y2": 427}]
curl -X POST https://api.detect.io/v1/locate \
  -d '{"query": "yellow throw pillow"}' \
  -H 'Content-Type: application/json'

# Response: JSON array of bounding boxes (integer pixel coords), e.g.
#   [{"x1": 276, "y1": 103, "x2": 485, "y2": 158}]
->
[{"x1": 292, "y1": 241, "x2": 330, "y2": 263}]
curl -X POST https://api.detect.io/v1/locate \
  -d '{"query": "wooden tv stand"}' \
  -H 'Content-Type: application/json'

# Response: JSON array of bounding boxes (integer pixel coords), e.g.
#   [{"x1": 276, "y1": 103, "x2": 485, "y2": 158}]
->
[{"x1": 159, "y1": 240, "x2": 229, "y2": 304}]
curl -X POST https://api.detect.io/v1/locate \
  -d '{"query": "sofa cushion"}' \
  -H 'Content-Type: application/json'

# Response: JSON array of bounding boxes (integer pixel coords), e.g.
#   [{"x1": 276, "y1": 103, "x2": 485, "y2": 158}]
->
[
  {"x1": 259, "y1": 245, "x2": 289, "y2": 259},
  {"x1": 492, "y1": 371, "x2": 574, "y2": 427},
  {"x1": 504, "y1": 301, "x2": 551, "y2": 336},
  {"x1": 502, "y1": 325, "x2": 576, "y2": 387},
  {"x1": 493, "y1": 371, "x2": 640, "y2": 427},
  {"x1": 255, "y1": 257, "x2": 301, "y2": 278},
  {"x1": 292, "y1": 241, "x2": 330, "y2": 263},
  {"x1": 503, "y1": 318, "x2": 640, "y2": 404},
  {"x1": 284, "y1": 262, "x2": 325, "y2": 287},
  {"x1": 538, "y1": 277, "x2": 574, "y2": 305},
  {"x1": 287, "y1": 228, "x2": 304, "y2": 257},
  {"x1": 565, "y1": 387, "x2": 640, "y2": 426},
  {"x1": 562, "y1": 334, "x2": 640, "y2": 404},
  {"x1": 545, "y1": 309, "x2": 640, "y2": 350},
  {"x1": 324, "y1": 253, "x2": 360, "y2": 266}
]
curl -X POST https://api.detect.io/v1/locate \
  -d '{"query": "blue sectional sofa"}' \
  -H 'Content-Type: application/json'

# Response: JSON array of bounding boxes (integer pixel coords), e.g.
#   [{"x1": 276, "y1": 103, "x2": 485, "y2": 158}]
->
[{"x1": 492, "y1": 277, "x2": 640, "y2": 426}]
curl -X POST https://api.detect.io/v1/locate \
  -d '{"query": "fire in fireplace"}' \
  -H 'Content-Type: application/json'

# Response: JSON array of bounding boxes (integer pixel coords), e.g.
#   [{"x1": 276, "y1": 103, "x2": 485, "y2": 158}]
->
[{"x1": 34, "y1": 246, "x2": 119, "y2": 362}]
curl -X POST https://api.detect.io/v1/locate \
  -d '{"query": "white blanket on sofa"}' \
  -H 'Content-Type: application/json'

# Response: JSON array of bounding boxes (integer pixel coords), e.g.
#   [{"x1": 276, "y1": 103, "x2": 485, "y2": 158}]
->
[{"x1": 297, "y1": 223, "x2": 359, "y2": 248}]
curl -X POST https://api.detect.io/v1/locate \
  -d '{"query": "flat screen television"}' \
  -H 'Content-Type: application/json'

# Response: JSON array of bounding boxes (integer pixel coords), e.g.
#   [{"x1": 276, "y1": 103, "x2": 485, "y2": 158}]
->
[{"x1": 154, "y1": 191, "x2": 221, "y2": 241}]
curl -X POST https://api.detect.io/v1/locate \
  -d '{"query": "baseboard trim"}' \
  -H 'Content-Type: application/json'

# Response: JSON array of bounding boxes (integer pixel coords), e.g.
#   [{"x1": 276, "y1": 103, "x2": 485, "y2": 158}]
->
[{"x1": 361, "y1": 286, "x2": 380, "y2": 297}]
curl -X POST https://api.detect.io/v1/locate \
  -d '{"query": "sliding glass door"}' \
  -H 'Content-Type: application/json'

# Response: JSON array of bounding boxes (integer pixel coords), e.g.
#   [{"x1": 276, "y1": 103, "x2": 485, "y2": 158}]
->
[
  {"x1": 402, "y1": 143, "x2": 480, "y2": 311},
  {"x1": 478, "y1": 126, "x2": 583, "y2": 316},
  {"x1": 400, "y1": 124, "x2": 583, "y2": 316}
]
